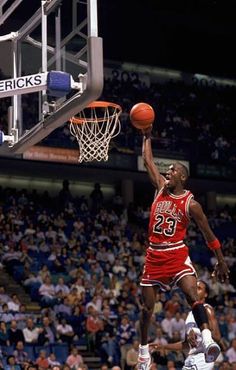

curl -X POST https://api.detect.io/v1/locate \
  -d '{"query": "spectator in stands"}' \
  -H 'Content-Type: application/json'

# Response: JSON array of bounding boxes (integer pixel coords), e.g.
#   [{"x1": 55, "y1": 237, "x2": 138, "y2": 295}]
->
[
  {"x1": 66, "y1": 347, "x2": 84, "y2": 369},
  {"x1": 100, "y1": 364, "x2": 109, "y2": 370},
  {"x1": 58, "y1": 179, "x2": 73, "y2": 207},
  {"x1": 70, "y1": 277, "x2": 86, "y2": 298},
  {"x1": 45, "y1": 226, "x2": 57, "y2": 243},
  {"x1": 67, "y1": 305, "x2": 86, "y2": 338},
  {"x1": 0, "y1": 321, "x2": 10, "y2": 346},
  {"x1": 226, "y1": 338, "x2": 236, "y2": 363},
  {"x1": 47, "y1": 352, "x2": 61, "y2": 368},
  {"x1": 126, "y1": 338, "x2": 139, "y2": 370},
  {"x1": 152, "y1": 327, "x2": 168, "y2": 348},
  {"x1": 166, "y1": 360, "x2": 177, "y2": 370},
  {"x1": 54, "y1": 297, "x2": 72, "y2": 320},
  {"x1": 226, "y1": 314, "x2": 236, "y2": 341},
  {"x1": 86, "y1": 294, "x2": 103, "y2": 314},
  {"x1": 0, "y1": 286, "x2": 10, "y2": 304},
  {"x1": 152, "y1": 292, "x2": 164, "y2": 318},
  {"x1": 35, "y1": 349, "x2": 49, "y2": 369},
  {"x1": 14, "y1": 304, "x2": 29, "y2": 330},
  {"x1": 100, "y1": 309, "x2": 119, "y2": 366},
  {"x1": 38, "y1": 316, "x2": 56, "y2": 345},
  {"x1": 67, "y1": 287, "x2": 80, "y2": 306},
  {"x1": 8, "y1": 294, "x2": 21, "y2": 312},
  {"x1": 55, "y1": 277, "x2": 70, "y2": 297},
  {"x1": 5, "y1": 355, "x2": 21, "y2": 370},
  {"x1": 13, "y1": 340, "x2": 30, "y2": 368},
  {"x1": 1, "y1": 303, "x2": 14, "y2": 324},
  {"x1": 38, "y1": 264, "x2": 51, "y2": 281},
  {"x1": 62, "y1": 365, "x2": 71, "y2": 370},
  {"x1": 86, "y1": 307, "x2": 104, "y2": 352},
  {"x1": 38, "y1": 275, "x2": 57, "y2": 307},
  {"x1": 218, "y1": 314, "x2": 229, "y2": 341},
  {"x1": 168, "y1": 311, "x2": 185, "y2": 341},
  {"x1": 1, "y1": 245, "x2": 22, "y2": 272},
  {"x1": 160, "y1": 311, "x2": 173, "y2": 338},
  {"x1": 23, "y1": 272, "x2": 42, "y2": 289},
  {"x1": 7, "y1": 319, "x2": 25, "y2": 346},
  {"x1": 90, "y1": 183, "x2": 104, "y2": 212},
  {"x1": 164, "y1": 293, "x2": 182, "y2": 315},
  {"x1": 56, "y1": 318, "x2": 75, "y2": 344},
  {"x1": 23, "y1": 318, "x2": 43, "y2": 344},
  {"x1": 116, "y1": 315, "x2": 137, "y2": 370}
]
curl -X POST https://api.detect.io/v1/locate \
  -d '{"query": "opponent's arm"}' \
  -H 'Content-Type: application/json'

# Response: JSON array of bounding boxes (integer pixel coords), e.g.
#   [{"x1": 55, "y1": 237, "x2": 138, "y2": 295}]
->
[
  {"x1": 142, "y1": 126, "x2": 165, "y2": 191},
  {"x1": 149, "y1": 340, "x2": 189, "y2": 353},
  {"x1": 205, "y1": 305, "x2": 227, "y2": 352},
  {"x1": 189, "y1": 199, "x2": 229, "y2": 282}
]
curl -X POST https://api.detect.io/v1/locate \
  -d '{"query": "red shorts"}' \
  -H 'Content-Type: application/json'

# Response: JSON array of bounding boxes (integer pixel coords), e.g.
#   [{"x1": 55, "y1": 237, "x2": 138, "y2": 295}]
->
[{"x1": 140, "y1": 245, "x2": 196, "y2": 291}]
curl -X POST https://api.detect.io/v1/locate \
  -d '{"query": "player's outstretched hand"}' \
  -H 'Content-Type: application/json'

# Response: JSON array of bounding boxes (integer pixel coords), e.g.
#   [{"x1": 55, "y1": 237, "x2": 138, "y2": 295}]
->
[{"x1": 212, "y1": 260, "x2": 230, "y2": 283}]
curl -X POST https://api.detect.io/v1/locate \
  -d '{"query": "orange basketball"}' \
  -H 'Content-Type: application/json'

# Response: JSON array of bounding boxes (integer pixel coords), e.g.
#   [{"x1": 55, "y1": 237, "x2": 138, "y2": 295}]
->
[{"x1": 130, "y1": 102, "x2": 155, "y2": 129}]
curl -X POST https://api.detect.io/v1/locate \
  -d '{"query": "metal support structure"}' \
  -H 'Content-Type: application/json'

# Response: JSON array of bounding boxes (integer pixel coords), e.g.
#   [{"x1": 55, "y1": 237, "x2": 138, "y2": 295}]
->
[
  {"x1": 0, "y1": 0, "x2": 23, "y2": 25},
  {"x1": 72, "y1": 0, "x2": 79, "y2": 29},
  {"x1": 0, "y1": 0, "x2": 104, "y2": 154},
  {"x1": 16, "y1": 0, "x2": 61, "y2": 42},
  {"x1": 41, "y1": 1, "x2": 48, "y2": 117},
  {"x1": 55, "y1": 5, "x2": 62, "y2": 71},
  {"x1": 12, "y1": 39, "x2": 20, "y2": 133}
]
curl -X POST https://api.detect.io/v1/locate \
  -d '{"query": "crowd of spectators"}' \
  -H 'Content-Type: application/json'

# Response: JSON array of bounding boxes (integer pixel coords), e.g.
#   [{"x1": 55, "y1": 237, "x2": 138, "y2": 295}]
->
[{"x1": 0, "y1": 183, "x2": 235, "y2": 369}]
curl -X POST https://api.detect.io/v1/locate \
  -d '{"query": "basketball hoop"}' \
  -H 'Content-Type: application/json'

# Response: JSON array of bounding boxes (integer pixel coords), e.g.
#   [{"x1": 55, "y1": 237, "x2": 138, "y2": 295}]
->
[{"x1": 69, "y1": 101, "x2": 122, "y2": 162}]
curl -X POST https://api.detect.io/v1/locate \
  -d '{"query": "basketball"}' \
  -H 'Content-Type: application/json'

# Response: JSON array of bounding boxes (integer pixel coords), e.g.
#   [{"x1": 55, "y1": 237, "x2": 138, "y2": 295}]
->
[{"x1": 130, "y1": 102, "x2": 155, "y2": 130}]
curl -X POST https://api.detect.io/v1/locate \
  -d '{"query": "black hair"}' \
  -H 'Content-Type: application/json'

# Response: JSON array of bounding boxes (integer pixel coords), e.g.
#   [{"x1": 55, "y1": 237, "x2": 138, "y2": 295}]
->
[
  {"x1": 198, "y1": 279, "x2": 210, "y2": 298},
  {"x1": 176, "y1": 162, "x2": 189, "y2": 179},
  {"x1": 7, "y1": 355, "x2": 15, "y2": 364}
]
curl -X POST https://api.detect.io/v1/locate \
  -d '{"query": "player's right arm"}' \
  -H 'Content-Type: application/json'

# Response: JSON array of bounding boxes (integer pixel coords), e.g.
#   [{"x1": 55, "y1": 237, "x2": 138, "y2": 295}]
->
[
  {"x1": 149, "y1": 340, "x2": 189, "y2": 352},
  {"x1": 142, "y1": 126, "x2": 165, "y2": 191}
]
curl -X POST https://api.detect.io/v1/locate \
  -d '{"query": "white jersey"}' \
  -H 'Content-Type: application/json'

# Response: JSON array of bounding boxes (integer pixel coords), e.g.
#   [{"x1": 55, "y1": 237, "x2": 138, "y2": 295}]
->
[{"x1": 183, "y1": 305, "x2": 214, "y2": 370}]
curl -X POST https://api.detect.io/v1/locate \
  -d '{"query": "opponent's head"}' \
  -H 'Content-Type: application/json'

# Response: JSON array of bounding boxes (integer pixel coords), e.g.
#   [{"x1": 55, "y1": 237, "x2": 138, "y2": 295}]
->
[
  {"x1": 165, "y1": 162, "x2": 189, "y2": 190},
  {"x1": 197, "y1": 280, "x2": 210, "y2": 301}
]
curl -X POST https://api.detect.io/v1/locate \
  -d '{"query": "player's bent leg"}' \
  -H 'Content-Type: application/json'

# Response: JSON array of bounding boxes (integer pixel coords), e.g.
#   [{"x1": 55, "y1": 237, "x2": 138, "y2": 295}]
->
[{"x1": 178, "y1": 275, "x2": 220, "y2": 363}]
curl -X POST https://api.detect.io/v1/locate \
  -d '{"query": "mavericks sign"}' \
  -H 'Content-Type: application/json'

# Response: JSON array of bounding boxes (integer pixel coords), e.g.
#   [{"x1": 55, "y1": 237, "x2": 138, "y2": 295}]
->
[{"x1": 0, "y1": 73, "x2": 47, "y2": 98}]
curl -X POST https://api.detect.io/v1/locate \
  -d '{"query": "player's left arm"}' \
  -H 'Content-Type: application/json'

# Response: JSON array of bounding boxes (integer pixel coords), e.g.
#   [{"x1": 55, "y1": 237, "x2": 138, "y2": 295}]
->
[
  {"x1": 205, "y1": 305, "x2": 228, "y2": 352},
  {"x1": 189, "y1": 199, "x2": 230, "y2": 282}
]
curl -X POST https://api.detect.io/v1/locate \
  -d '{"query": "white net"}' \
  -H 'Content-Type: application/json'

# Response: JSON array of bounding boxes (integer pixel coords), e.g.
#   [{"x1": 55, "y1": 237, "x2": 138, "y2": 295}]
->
[{"x1": 69, "y1": 101, "x2": 122, "y2": 162}]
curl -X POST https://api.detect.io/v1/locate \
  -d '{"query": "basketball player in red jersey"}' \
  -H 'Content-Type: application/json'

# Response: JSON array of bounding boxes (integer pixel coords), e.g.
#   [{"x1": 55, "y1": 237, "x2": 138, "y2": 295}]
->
[{"x1": 137, "y1": 126, "x2": 229, "y2": 370}]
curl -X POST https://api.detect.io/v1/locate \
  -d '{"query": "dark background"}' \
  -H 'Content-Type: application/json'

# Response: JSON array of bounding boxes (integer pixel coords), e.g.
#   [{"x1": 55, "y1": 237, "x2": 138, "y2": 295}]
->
[
  {"x1": 0, "y1": 0, "x2": 236, "y2": 79},
  {"x1": 99, "y1": 0, "x2": 236, "y2": 79}
]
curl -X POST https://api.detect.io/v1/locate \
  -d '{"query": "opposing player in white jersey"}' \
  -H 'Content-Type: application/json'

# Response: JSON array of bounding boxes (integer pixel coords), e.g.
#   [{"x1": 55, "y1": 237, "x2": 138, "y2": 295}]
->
[{"x1": 149, "y1": 280, "x2": 226, "y2": 370}]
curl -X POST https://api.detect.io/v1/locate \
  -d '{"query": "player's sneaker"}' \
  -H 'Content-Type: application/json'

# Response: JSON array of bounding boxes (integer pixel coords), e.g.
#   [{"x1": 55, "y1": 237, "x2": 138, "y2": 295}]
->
[
  {"x1": 203, "y1": 339, "x2": 221, "y2": 363},
  {"x1": 137, "y1": 355, "x2": 151, "y2": 370}
]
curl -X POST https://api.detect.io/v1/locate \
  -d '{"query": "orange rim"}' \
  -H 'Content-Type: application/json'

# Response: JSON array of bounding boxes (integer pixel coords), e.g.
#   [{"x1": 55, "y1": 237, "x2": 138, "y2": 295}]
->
[{"x1": 70, "y1": 101, "x2": 122, "y2": 125}]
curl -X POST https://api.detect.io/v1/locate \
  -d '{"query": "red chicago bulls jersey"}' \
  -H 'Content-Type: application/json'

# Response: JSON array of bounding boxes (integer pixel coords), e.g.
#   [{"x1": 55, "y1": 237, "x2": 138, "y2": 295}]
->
[{"x1": 148, "y1": 187, "x2": 193, "y2": 246}]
